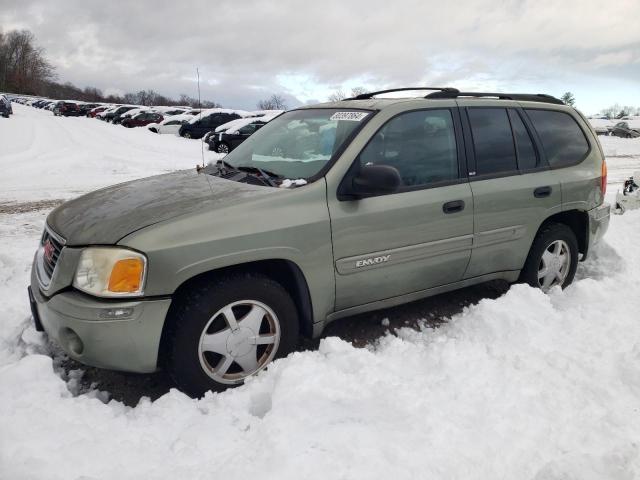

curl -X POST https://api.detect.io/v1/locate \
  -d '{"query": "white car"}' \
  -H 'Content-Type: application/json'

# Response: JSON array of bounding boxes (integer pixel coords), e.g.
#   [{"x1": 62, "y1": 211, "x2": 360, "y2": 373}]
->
[{"x1": 147, "y1": 114, "x2": 192, "y2": 134}]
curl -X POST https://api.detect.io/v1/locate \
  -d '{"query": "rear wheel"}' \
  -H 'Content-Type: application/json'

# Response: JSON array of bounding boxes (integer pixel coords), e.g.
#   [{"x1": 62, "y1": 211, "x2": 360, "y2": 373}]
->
[
  {"x1": 520, "y1": 223, "x2": 578, "y2": 291},
  {"x1": 165, "y1": 273, "x2": 299, "y2": 397}
]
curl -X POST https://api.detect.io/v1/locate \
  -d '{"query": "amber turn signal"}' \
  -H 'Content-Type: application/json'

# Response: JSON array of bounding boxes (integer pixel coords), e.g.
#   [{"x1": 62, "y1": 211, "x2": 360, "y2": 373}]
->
[{"x1": 108, "y1": 258, "x2": 144, "y2": 293}]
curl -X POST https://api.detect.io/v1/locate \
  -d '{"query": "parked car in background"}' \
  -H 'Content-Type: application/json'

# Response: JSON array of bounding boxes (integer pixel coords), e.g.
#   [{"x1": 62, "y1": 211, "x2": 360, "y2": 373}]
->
[
  {"x1": 87, "y1": 106, "x2": 108, "y2": 118},
  {"x1": 53, "y1": 101, "x2": 81, "y2": 117},
  {"x1": 609, "y1": 120, "x2": 640, "y2": 138},
  {"x1": 178, "y1": 109, "x2": 252, "y2": 139},
  {"x1": 587, "y1": 117, "x2": 614, "y2": 135},
  {"x1": 78, "y1": 103, "x2": 102, "y2": 115},
  {"x1": 97, "y1": 106, "x2": 119, "y2": 120},
  {"x1": 154, "y1": 106, "x2": 187, "y2": 117},
  {"x1": 121, "y1": 111, "x2": 164, "y2": 128},
  {"x1": 206, "y1": 111, "x2": 283, "y2": 153},
  {"x1": 110, "y1": 106, "x2": 137, "y2": 124},
  {"x1": 121, "y1": 107, "x2": 152, "y2": 118},
  {"x1": 147, "y1": 114, "x2": 192, "y2": 134},
  {"x1": 0, "y1": 94, "x2": 12, "y2": 117}
]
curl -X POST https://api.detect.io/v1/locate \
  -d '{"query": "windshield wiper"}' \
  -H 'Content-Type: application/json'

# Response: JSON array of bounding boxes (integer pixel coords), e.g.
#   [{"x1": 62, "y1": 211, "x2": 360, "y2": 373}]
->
[{"x1": 235, "y1": 165, "x2": 282, "y2": 187}]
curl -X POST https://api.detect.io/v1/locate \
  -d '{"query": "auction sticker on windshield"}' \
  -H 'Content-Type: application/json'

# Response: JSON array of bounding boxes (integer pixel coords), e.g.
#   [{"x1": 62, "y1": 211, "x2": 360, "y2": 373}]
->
[{"x1": 330, "y1": 111, "x2": 369, "y2": 121}]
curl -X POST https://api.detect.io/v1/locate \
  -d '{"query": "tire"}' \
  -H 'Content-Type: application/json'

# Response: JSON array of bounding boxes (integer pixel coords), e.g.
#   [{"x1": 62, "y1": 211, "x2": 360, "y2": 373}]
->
[
  {"x1": 216, "y1": 142, "x2": 230, "y2": 154},
  {"x1": 183, "y1": 132, "x2": 192, "y2": 139},
  {"x1": 165, "y1": 273, "x2": 299, "y2": 397},
  {"x1": 520, "y1": 223, "x2": 578, "y2": 291}
]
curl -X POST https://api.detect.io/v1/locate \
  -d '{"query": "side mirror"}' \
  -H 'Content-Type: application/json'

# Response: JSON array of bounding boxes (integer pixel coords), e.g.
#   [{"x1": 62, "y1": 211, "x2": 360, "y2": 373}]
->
[{"x1": 345, "y1": 164, "x2": 401, "y2": 199}]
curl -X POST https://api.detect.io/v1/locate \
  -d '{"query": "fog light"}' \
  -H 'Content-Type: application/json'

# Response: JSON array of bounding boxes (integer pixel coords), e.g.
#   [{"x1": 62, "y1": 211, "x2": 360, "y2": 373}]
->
[
  {"x1": 99, "y1": 307, "x2": 134, "y2": 319},
  {"x1": 60, "y1": 328, "x2": 84, "y2": 356}
]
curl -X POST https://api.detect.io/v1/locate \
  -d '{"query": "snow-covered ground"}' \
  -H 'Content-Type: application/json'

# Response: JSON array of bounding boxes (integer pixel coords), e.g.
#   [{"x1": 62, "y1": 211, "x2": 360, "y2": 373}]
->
[
  {"x1": 2, "y1": 103, "x2": 640, "y2": 479},
  {"x1": 0, "y1": 104, "x2": 221, "y2": 203}
]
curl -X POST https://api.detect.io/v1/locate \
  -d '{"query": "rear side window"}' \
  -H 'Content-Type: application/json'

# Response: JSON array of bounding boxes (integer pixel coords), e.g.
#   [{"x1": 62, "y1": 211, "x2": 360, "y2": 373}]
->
[
  {"x1": 467, "y1": 108, "x2": 518, "y2": 176},
  {"x1": 525, "y1": 109, "x2": 589, "y2": 168},
  {"x1": 508, "y1": 110, "x2": 538, "y2": 170}
]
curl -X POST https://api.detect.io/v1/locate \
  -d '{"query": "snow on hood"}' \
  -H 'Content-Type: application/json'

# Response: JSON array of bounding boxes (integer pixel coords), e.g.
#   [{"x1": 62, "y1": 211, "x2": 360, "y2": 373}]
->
[
  {"x1": 160, "y1": 114, "x2": 192, "y2": 125},
  {"x1": 122, "y1": 107, "x2": 153, "y2": 118}
]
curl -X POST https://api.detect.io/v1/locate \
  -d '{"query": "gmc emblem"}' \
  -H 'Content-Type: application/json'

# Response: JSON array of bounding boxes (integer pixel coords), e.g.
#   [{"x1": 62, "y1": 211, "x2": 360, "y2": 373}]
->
[{"x1": 43, "y1": 240, "x2": 55, "y2": 263}]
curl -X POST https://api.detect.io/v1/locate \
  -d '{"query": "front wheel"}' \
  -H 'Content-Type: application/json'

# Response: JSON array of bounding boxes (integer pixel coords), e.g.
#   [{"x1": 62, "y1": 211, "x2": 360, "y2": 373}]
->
[
  {"x1": 216, "y1": 142, "x2": 230, "y2": 154},
  {"x1": 520, "y1": 223, "x2": 578, "y2": 291},
  {"x1": 165, "y1": 273, "x2": 299, "y2": 397}
]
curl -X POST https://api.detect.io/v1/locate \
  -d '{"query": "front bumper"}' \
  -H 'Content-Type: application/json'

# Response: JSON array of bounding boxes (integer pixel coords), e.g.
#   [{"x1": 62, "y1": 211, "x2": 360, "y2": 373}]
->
[
  {"x1": 29, "y1": 275, "x2": 171, "y2": 373},
  {"x1": 585, "y1": 202, "x2": 610, "y2": 258}
]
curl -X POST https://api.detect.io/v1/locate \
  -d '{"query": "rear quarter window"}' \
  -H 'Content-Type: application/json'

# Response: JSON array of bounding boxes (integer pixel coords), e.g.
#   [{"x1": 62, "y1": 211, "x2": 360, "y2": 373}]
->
[{"x1": 525, "y1": 109, "x2": 590, "y2": 168}]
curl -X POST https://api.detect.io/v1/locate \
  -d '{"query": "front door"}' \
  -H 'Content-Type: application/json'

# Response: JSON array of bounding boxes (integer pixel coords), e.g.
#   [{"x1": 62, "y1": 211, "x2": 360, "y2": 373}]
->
[{"x1": 327, "y1": 108, "x2": 474, "y2": 310}]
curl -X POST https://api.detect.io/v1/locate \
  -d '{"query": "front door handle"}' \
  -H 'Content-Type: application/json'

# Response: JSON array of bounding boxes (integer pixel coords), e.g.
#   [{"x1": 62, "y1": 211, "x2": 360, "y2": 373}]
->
[
  {"x1": 534, "y1": 186, "x2": 552, "y2": 198},
  {"x1": 442, "y1": 200, "x2": 465, "y2": 214}
]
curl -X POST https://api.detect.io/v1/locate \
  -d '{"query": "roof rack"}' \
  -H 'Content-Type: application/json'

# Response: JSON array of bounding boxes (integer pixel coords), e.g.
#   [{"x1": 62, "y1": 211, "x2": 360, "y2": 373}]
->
[
  {"x1": 346, "y1": 87, "x2": 460, "y2": 100},
  {"x1": 424, "y1": 91, "x2": 565, "y2": 105}
]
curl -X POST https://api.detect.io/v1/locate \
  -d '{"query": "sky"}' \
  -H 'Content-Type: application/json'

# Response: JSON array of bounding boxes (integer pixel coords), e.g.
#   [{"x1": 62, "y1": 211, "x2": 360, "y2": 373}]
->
[{"x1": 1, "y1": 0, "x2": 639, "y2": 114}]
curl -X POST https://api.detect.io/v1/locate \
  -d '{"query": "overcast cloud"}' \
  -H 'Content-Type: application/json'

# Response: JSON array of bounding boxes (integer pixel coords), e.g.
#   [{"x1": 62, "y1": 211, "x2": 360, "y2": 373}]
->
[{"x1": 1, "y1": 0, "x2": 639, "y2": 112}]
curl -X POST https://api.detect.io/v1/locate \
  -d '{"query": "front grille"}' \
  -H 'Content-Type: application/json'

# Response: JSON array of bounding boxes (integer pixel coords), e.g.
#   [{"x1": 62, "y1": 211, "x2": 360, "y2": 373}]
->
[{"x1": 40, "y1": 227, "x2": 65, "y2": 282}]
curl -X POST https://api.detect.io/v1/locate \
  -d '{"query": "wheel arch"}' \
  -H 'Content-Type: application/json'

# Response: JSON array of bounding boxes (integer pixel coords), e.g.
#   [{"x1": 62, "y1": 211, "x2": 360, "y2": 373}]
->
[
  {"x1": 536, "y1": 209, "x2": 589, "y2": 260},
  {"x1": 158, "y1": 258, "x2": 314, "y2": 367}
]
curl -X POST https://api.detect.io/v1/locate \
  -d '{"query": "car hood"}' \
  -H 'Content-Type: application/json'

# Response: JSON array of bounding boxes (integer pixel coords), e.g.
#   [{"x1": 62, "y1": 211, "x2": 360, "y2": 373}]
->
[{"x1": 47, "y1": 169, "x2": 276, "y2": 245}]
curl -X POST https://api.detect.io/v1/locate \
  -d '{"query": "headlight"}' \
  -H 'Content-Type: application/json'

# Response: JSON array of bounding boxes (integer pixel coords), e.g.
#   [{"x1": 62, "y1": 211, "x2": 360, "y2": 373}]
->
[{"x1": 73, "y1": 247, "x2": 147, "y2": 297}]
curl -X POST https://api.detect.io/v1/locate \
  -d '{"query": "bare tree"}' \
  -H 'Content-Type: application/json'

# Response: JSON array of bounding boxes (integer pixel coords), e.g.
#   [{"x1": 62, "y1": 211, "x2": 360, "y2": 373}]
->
[
  {"x1": 329, "y1": 86, "x2": 367, "y2": 102},
  {"x1": 257, "y1": 94, "x2": 287, "y2": 110},
  {"x1": 0, "y1": 29, "x2": 55, "y2": 94},
  {"x1": 328, "y1": 89, "x2": 346, "y2": 102}
]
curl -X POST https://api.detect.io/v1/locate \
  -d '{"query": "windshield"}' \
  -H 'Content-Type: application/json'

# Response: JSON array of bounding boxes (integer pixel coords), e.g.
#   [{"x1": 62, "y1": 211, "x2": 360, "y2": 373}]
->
[{"x1": 222, "y1": 108, "x2": 372, "y2": 180}]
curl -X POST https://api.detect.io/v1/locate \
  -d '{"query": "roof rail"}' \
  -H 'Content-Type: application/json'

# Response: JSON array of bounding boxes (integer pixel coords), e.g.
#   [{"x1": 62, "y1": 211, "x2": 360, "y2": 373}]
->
[
  {"x1": 346, "y1": 87, "x2": 460, "y2": 100},
  {"x1": 425, "y1": 91, "x2": 565, "y2": 105}
]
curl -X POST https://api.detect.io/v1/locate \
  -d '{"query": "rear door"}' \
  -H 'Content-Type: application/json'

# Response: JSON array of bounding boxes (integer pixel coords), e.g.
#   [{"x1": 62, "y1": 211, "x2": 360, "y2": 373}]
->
[
  {"x1": 459, "y1": 103, "x2": 562, "y2": 278},
  {"x1": 327, "y1": 108, "x2": 474, "y2": 310}
]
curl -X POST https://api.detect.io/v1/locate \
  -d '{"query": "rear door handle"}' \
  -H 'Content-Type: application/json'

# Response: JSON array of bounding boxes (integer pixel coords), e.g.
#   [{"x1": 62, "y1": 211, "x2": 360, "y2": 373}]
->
[
  {"x1": 442, "y1": 200, "x2": 465, "y2": 214},
  {"x1": 534, "y1": 186, "x2": 552, "y2": 198}
]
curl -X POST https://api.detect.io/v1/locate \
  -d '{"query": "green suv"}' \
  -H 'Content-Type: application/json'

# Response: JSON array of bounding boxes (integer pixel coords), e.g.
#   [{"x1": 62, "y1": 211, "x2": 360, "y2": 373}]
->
[{"x1": 29, "y1": 88, "x2": 610, "y2": 396}]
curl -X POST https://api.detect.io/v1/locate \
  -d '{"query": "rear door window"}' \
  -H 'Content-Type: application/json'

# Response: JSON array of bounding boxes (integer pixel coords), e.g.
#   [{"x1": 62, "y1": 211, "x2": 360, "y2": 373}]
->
[
  {"x1": 524, "y1": 109, "x2": 589, "y2": 168},
  {"x1": 467, "y1": 108, "x2": 518, "y2": 176}
]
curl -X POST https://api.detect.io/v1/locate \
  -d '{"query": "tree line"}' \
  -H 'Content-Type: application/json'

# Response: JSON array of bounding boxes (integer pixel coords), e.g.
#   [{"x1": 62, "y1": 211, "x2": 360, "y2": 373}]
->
[{"x1": 0, "y1": 28, "x2": 233, "y2": 108}]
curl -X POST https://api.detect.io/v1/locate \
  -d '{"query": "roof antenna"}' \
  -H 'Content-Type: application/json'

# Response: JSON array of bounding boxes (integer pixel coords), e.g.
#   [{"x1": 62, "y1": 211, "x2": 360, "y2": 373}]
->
[{"x1": 196, "y1": 67, "x2": 206, "y2": 172}]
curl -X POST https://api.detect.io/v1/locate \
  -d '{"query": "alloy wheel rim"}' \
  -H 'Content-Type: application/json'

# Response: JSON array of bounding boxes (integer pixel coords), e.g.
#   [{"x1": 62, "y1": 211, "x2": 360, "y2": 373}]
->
[
  {"x1": 218, "y1": 144, "x2": 229, "y2": 153},
  {"x1": 537, "y1": 239, "x2": 571, "y2": 291},
  {"x1": 197, "y1": 300, "x2": 280, "y2": 384}
]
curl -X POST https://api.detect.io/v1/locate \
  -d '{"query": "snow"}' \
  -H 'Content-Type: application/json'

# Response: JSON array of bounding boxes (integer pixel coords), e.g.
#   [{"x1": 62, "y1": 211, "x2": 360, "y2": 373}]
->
[
  {"x1": 121, "y1": 107, "x2": 152, "y2": 118},
  {"x1": 214, "y1": 111, "x2": 283, "y2": 134},
  {"x1": 587, "y1": 118, "x2": 614, "y2": 129},
  {"x1": 186, "y1": 108, "x2": 253, "y2": 124},
  {"x1": 2, "y1": 102, "x2": 640, "y2": 479},
  {"x1": 158, "y1": 113, "x2": 192, "y2": 125},
  {"x1": 0, "y1": 104, "x2": 222, "y2": 202},
  {"x1": 279, "y1": 178, "x2": 308, "y2": 188}
]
